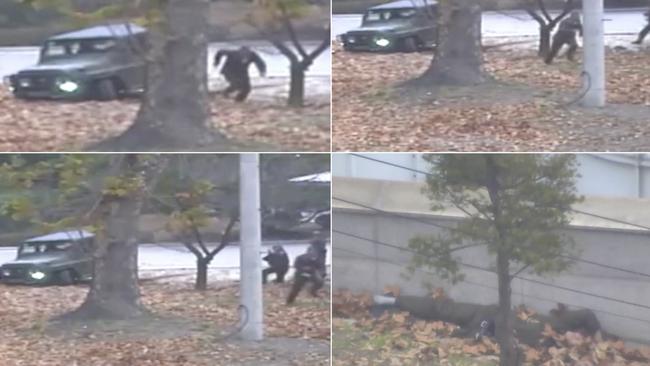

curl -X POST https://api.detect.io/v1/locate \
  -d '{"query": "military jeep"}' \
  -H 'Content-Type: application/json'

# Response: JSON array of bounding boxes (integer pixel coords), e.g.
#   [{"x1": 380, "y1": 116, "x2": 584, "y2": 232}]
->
[
  {"x1": 338, "y1": 0, "x2": 438, "y2": 53},
  {"x1": 0, "y1": 230, "x2": 94, "y2": 285},
  {"x1": 5, "y1": 23, "x2": 147, "y2": 101}
]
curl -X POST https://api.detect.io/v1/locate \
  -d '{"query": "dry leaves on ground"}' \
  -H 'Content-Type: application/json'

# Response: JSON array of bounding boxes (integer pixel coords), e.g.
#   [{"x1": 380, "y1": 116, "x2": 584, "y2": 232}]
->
[
  {"x1": 332, "y1": 290, "x2": 650, "y2": 366},
  {"x1": 0, "y1": 280, "x2": 330, "y2": 366},
  {"x1": 332, "y1": 42, "x2": 650, "y2": 151},
  {"x1": 0, "y1": 87, "x2": 330, "y2": 151}
]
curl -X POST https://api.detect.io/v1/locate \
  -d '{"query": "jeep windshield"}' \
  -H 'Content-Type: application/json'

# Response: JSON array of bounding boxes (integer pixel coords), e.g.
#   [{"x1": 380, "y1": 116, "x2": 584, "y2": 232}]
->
[
  {"x1": 41, "y1": 38, "x2": 117, "y2": 60},
  {"x1": 362, "y1": 8, "x2": 417, "y2": 24},
  {"x1": 18, "y1": 241, "x2": 74, "y2": 257}
]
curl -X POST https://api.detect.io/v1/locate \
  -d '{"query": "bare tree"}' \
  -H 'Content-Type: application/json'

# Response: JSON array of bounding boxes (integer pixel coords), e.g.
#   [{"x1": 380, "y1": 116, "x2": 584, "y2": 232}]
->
[{"x1": 525, "y1": 0, "x2": 576, "y2": 57}]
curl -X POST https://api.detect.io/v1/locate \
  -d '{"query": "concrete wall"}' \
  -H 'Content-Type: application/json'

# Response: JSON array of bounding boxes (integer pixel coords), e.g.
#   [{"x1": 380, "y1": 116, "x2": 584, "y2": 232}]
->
[
  {"x1": 332, "y1": 178, "x2": 650, "y2": 344},
  {"x1": 332, "y1": 153, "x2": 650, "y2": 198}
]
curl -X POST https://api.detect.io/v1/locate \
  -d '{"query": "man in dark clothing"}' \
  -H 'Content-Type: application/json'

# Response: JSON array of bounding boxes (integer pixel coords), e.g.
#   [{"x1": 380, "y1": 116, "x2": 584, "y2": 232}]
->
[
  {"x1": 545, "y1": 11, "x2": 583, "y2": 64},
  {"x1": 309, "y1": 238, "x2": 328, "y2": 279},
  {"x1": 286, "y1": 246, "x2": 324, "y2": 304},
  {"x1": 632, "y1": 9, "x2": 650, "y2": 45},
  {"x1": 213, "y1": 46, "x2": 266, "y2": 102},
  {"x1": 262, "y1": 245, "x2": 289, "y2": 284}
]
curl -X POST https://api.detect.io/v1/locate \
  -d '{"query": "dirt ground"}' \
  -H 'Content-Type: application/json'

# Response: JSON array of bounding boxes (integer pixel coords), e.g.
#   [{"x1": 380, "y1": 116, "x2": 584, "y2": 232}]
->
[
  {"x1": 0, "y1": 83, "x2": 330, "y2": 152},
  {"x1": 332, "y1": 41, "x2": 650, "y2": 152},
  {"x1": 0, "y1": 280, "x2": 330, "y2": 366}
]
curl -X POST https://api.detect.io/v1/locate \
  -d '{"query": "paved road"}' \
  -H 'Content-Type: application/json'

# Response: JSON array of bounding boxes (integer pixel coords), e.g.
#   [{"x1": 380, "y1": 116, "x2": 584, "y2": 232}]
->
[
  {"x1": 0, "y1": 240, "x2": 332, "y2": 281},
  {"x1": 0, "y1": 41, "x2": 331, "y2": 81},
  {"x1": 333, "y1": 8, "x2": 649, "y2": 38}
]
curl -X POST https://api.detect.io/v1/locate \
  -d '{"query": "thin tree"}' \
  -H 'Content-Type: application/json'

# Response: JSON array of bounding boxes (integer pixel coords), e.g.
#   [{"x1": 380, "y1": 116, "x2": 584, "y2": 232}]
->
[
  {"x1": 525, "y1": 0, "x2": 576, "y2": 57},
  {"x1": 165, "y1": 180, "x2": 239, "y2": 291},
  {"x1": 408, "y1": 154, "x2": 582, "y2": 366},
  {"x1": 251, "y1": 0, "x2": 330, "y2": 107}
]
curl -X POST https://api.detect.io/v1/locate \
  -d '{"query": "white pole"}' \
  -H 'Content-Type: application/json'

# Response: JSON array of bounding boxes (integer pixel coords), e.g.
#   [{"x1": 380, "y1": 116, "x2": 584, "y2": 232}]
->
[
  {"x1": 580, "y1": 0, "x2": 605, "y2": 107},
  {"x1": 239, "y1": 153, "x2": 263, "y2": 341}
]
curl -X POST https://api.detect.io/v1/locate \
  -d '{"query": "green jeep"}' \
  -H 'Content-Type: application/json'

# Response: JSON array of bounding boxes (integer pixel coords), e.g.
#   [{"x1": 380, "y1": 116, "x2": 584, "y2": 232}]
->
[
  {"x1": 0, "y1": 230, "x2": 94, "y2": 285},
  {"x1": 5, "y1": 23, "x2": 147, "y2": 101},
  {"x1": 338, "y1": 0, "x2": 438, "y2": 53}
]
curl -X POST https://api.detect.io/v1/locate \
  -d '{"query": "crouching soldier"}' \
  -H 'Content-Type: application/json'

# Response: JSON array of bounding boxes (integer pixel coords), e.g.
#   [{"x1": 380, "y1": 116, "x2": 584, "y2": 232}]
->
[
  {"x1": 262, "y1": 245, "x2": 289, "y2": 284},
  {"x1": 545, "y1": 10, "x2": 582, "y2": 64},
  {"x1": 286, "y1": 246, "x2": 324, "y2": 304}
]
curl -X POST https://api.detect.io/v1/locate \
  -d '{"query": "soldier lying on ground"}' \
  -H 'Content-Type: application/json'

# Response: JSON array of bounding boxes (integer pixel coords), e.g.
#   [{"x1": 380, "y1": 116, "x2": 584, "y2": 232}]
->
[
  {"x1": 372, "y1": 294, "x2": 610, "y2": 347},
  {"x1": 214, "y1": 46, "x2": 266, "y2": 102},
  {"x1": 545, "y1": 10, "x2": 583, "y2": 64}
]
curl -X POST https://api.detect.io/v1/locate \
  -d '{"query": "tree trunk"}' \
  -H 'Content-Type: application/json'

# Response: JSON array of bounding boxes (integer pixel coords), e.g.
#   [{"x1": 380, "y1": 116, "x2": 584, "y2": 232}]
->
[
  {"x1": 62, "y1": 157, "x2": 147, "y2": 320},
  {"x1": 195, "y1": 258, "x2": 208, "y2": 291},
  {"x1": 484, "y1": 156, "x2": 520, "y2": 366},
  {"x1": 417, "y1": 0, "x2": 484, "y2": 86},
  {"x1": 539, "y1": 25, "x2": 552, "y2": 57},
  {"x1": 93, "y1": 0, "x2": 227, "y2": 151},
  {"x1": 288, "y1": 62, "x2": 305, "y2": 107},
  {"x1": 496, "y1": 249, "x2": 520, "y2": 366}
]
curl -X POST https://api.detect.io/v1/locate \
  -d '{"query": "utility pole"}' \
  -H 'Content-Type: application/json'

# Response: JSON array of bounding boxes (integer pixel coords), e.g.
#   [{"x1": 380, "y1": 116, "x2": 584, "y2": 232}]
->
[
  {"x1": 580, "y1": 0, "x2": 605, "y2": 107},
  {"x1": 239, "y1": 153, "x2": 263, "y2": 341}
]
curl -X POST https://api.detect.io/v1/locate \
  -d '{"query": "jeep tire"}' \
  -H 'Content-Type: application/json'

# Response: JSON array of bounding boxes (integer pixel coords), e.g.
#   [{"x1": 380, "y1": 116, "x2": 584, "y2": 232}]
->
[
  {"x1": 96, "y1": 79, "x2": 118, "y2": 101},
  {"x1": 401, "y1": 37, "x2": 418, "y2": 53}
]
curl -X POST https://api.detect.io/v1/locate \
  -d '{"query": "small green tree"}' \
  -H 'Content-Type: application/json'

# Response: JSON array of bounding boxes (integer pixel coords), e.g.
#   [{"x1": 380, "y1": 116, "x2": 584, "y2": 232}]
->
[
  {"x1": 164, "y1": 180, "x2": 238, "y2": 291},
  {"x1": 408, "y1": 154, "x2": 582, "y2": 366}
]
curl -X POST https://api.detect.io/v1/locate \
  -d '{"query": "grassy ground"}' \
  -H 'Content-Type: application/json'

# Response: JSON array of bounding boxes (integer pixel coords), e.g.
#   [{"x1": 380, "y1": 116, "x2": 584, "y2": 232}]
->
[
  {"x1": 332, "y1": 41, "x2": 650, "y2": 152},
  {"x1": 0, "y1": 280, "x2": 330, "y2": 366}
]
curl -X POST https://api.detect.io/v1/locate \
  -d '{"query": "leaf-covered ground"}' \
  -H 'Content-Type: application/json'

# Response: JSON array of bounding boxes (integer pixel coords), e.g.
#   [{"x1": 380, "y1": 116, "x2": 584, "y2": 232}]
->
[
  {"x1": 332, "y1": 290, "x2": 650, "y2": 366},
  {"x1": 0, "y1": 280, "x2": 330, "y2": 365},
  {"x1": 332, "y1": 42, "x2": 650, "y2": 152},
  {"x1": 0, "y1": 84, "x2": 330, "y2": 152}
]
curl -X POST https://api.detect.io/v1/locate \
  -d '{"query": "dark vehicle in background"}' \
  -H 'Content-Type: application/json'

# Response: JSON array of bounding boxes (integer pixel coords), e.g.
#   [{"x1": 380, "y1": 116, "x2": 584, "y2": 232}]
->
[
  {"x1": 4, "y1": 23, "x2": 147, "y2": 101},
  {"x1": 338, "y1": 0, "x2": 438, "y2": 52},
  {"x1": 0, "y1": 230, "x2": 94, "y2": 285}
]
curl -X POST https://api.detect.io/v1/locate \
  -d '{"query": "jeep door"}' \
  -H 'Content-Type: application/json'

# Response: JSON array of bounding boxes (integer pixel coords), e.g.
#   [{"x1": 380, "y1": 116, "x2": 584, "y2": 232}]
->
[
  {"x1": 416, "y1": 5, "x2": 438, "y2": 46},
  {"x1": 113, "y1": 36, "x2": 147, "y2": 94},
  {"x1": 75, "y1": 237, "x2": 94, "y2": 280}
]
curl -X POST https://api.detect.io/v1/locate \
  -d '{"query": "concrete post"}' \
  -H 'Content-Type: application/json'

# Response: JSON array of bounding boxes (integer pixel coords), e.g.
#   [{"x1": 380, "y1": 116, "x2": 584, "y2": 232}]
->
[
  {"x1": 580, "y1": 0, "x2": 606, "y2": 107},
  {"x1": 239, "y1": 153, "x2": 263, "y2": 341}
]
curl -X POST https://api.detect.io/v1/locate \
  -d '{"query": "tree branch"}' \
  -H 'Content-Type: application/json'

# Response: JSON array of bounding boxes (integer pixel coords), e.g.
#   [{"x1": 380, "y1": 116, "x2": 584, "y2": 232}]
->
[
  {"x1": 303, "y1": 26, "x2": 331, "y2": 67},
  {"x1": 278, "y1": 2, "x2": 309, "y2": 59},
  {"x1": 538, "y1": 0, "x2": 552, "y2": 22},
  {"x1": 207, "y1": 213, "x2": 238, "y2": 261}
]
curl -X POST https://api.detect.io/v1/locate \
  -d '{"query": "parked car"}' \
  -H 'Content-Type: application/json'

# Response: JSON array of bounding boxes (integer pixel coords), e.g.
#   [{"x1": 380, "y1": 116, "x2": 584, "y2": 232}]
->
[
  {"x1": 338, "y1": 0, "x2": 438, "y2": 52},
  {"x1": 0, "y1": 230, "x2": 94, "y2": 285},
  {"x1": 4, "y1": 23, "x2": 147, "y2": 101}
]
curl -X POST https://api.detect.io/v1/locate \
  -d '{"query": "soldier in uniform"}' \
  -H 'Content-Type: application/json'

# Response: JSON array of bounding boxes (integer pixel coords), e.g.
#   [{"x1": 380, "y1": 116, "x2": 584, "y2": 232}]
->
[
  {"x1": 632, "y1": 9, "x2": 650, "y2": 45},
  {"x1": 262, "y1": 245, "x2": 289, "y2": 284},
  {"x1": 545, "y1": 10, "x2": 583, "y2": 64},
  {"x1": 213, "y1": 46, "x2": 266, "y2": 102},
  {"x1": 286, "y1": 246, "x2": 324, "y2": 304}
]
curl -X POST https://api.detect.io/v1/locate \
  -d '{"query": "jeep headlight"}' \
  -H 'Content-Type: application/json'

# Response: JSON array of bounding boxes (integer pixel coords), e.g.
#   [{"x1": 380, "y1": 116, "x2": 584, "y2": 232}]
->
[
  {"x1": 1, "y1": 268, "x2": 10, "y2": 277},
  {"x1": 375, "y1": 37, "x2": 391, "y2": 47},
  {"x1": 29, "y1": 270, "x2": 46, "y2": 280},
  {"x1": 57, "y1": 79, "x2": 79, "y2": 93}
]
